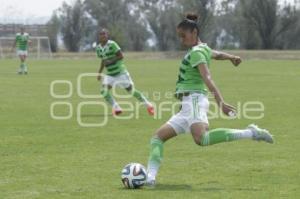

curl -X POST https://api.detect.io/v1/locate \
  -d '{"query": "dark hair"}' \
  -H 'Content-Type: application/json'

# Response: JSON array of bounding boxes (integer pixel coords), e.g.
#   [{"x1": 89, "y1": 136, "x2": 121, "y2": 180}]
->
[{"x1": 177, "y1": 13, "x2": 199, "y2": 34}]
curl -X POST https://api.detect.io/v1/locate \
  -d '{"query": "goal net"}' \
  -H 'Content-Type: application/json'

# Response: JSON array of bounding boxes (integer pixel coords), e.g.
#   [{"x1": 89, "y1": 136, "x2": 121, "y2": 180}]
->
[{"x1": 0, "y1": 36, "x2": 52, "y2": 59}]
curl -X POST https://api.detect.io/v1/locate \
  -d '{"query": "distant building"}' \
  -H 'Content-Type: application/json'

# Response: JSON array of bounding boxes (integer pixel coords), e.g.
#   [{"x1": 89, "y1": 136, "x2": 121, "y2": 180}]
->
[{"x1": 0, "y1": 24, "x2": 48, "y2": 37}]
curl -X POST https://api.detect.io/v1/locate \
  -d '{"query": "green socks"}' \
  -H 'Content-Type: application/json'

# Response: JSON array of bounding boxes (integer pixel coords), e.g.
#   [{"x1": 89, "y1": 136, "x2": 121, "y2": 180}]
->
[
  {"x1": 146, "y1": 128, "x2": 254, "y2": 181},
  {"x1": 100, "y1": 88, "x2": 118, "y2": 107},
  {"x1": 147, "y1": 137, "x2": 164, "y2": 180},
  {"x1": 145, "y1": 128, "x2": 253, "y2": 181},
  {"x1": 101, "y1": 88, "x2": 150, "y2": 108},
  {"x1": 132, "y1": 89, "x2": 150, "y2": 106},
  {"x1": 200, "y1": 128, "x2": 253, "y2": 146},
  {"x1": 19, "y1": 63, "x2": 27, "y2": 73}
]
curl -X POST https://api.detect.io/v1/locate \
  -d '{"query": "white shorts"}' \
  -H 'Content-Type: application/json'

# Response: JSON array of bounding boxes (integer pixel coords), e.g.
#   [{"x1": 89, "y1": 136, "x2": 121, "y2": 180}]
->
[
  {"x1": 167, "y1": 93, "x2": 209, "y2": 134},
  {"x1": 102, "y1": 72, "x2": 134, "y2": 89},
  {"x1": 17, "y1": 50, "x2": 28, "y2": 56}
]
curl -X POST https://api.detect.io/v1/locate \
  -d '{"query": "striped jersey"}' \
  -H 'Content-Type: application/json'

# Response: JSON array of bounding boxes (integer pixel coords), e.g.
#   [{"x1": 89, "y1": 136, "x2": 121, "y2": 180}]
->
[
  {"x1": 176, "y1": 43, "x2": 212, "y2": 95},
  {"x1": 95, "y1": 40, "x2": 127, "y2": 76},
  {"x1": 15, "y1": 33, "x2": 30, "y2": 50}
]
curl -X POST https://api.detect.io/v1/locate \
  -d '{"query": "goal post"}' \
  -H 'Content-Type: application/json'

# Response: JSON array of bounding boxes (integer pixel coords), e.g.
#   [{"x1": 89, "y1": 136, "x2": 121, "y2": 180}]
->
[{"x1": 0, "y1": 36, "x2": 52, "y2": 59}]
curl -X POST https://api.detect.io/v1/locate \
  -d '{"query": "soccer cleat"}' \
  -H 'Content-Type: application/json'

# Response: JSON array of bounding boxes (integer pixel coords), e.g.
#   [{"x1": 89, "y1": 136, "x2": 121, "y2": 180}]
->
[
  {"x1": 145, "y1": 178, "x2": 156, "y2": 187},
  {"x1": 145, "y1": 173, "x2": 156, "y2": 187},
  {"x1": 24, "y1": 71, "x2": 28, "y2": 75},
  {"x1": 112, "y1": 108, "x2": 122, "y2": 116},
  {"x1": 147, "y1": 105, "x2": 155, "y2": 116},
  {"x1": 145, "y1": 179, "x2": 156, "y2": 187},
  {"x1": 17, "y1": 71, "x2": 22, "y2": 75},
  {"x1": 247, "y1": 124, "x2": 274, "y2": 144}
]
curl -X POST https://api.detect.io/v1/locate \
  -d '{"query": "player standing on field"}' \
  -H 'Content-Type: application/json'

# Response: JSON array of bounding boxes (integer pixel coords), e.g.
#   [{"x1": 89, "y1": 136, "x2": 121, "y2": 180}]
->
[
  {"x1": 12, "y1": 26, "x2": 31, "y2": 75},
  {"x1": 96, "y1": 29, "x2": 154, "y2": 116},
  {"x1": 145, "y1": 13, "x2": 274, "y2": 186}
]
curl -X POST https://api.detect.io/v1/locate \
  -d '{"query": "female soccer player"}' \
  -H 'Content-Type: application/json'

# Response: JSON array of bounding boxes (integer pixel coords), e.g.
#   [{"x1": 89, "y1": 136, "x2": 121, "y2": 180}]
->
[
  {"x1": 12, "y1": 27, "x2": 31, "y2": 75},
  {"x1": 146, "y1": 14, "x2": 274, "y2": 186},
  {"x1": 96, "y1": 29, "x2": 154, "y2": 116}
]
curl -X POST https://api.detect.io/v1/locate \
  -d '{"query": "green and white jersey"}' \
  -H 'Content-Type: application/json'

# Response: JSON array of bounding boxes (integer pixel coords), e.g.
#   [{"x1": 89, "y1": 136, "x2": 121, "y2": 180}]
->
[
  {"x1": 15, "y1": 33, "x2": 29, "y2": 51},
  {"x1": 95, "y1": 40, "x2": 127, "y2": 76},
  {"x1": 176, "y1": 43, "x2": 212, "y2": 95}
]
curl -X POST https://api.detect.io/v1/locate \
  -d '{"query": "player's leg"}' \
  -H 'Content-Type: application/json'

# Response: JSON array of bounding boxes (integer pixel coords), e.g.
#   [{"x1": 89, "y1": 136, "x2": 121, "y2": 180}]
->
[
  {"x1": 146, "y1": 123, "x2": 177, "y2": 186},
  {"x1": 190, "y1": 123, "x2": 274, "y2": 146},
  {"x1": 125, "y1": 85, "x2": 149, "y2": 105},
  {"x1": 17, "y1": 53, "x2": 24, "y2": 74},
  {"x1": 100, "y1": 84, "x2": 122, "y2": 115},
  {"x1": 101, "y1": 74, "x2": 123, "y2": 115},
  {"x1": 146, "y1": 102, "x2": 188, "y2": 186},
  {"x1": 22, "y1": 54, "x2": 28, "y2": 74},
  {"x1": 112, "y1": 71, "x2": 154, "y2": 115},
  {"x1": 125, "y1": 85, "x2": 154, "y2": 115},
  {"x1": 189, "y1": 92, "x2": 273, "y2": 145},
  {"x1": 21, "y1": 55, "x2": 28, "y2": 74}
]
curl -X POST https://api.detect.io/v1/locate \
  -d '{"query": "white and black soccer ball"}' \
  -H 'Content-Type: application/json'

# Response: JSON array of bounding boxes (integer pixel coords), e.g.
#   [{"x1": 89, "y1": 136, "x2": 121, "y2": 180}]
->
[{"x1": 121, "y1": 163, "x2": 147, "y2": 189}]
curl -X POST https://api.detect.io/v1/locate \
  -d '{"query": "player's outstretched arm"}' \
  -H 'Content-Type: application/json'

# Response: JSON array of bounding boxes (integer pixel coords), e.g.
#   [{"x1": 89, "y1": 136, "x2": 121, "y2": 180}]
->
[
  {"x1": 198, "y1": 63, "x2": 236, "y2": 116},
  {"x1": 212, "y1": 50, "x2": 242, "y2": 67}
]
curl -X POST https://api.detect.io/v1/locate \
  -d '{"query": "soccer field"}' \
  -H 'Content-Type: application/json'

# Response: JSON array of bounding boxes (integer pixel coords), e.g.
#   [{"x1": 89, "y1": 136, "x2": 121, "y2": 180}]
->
[{"x1": 0, "y1": 56, "x2": 299, "y2": 199}]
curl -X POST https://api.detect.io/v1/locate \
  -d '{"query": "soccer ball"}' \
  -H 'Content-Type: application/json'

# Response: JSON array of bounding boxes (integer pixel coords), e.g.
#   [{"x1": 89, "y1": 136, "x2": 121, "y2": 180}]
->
[{"x1": 121, "y1": 163, "x2": 147, "y2": 189}]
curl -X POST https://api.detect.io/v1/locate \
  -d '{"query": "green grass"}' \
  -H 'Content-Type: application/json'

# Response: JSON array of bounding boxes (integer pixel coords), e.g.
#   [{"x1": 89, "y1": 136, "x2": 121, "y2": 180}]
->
[{"x1": 0, "y1": 56, "x2": 299, "y2": 199}]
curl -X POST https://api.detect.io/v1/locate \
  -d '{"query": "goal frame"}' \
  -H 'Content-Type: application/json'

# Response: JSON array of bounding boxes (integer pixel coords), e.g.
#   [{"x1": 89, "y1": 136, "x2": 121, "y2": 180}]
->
[{"x1": 0, "y1": 36, "x2": 53, "y2": 59}]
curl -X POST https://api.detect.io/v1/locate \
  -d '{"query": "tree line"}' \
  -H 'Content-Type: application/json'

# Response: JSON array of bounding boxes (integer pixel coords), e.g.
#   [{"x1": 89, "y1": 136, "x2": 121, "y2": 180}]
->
[{"x1": 47, "y1": 0, "x2": 300, "y2": 52}]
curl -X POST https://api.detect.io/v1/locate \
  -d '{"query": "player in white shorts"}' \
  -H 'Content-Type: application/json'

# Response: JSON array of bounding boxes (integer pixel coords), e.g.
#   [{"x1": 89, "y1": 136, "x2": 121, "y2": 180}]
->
[
  {"x1": 12, "y1": 27, "x2": 31, "y2": 75},
  {"x1": 145, "y1": 13, "x2": 274, "y2": 187},
  {"x1": 167, "y1": 92, "x2": 209, "y2": 134},
  {"x1": 102, "y1": 71, "x2": 134, "y2": 90},
  {"x1": 95, "y1": 28, "x2": 154, "y2": 116}
]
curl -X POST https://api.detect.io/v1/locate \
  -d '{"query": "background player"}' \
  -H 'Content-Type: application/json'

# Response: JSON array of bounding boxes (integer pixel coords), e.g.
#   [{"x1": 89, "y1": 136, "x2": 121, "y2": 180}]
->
[
  {"x1": 12, "y1": 26, "x2": 31, "y2": 75},
  {"x1": 96, "y1": 29, "x2": 154, "y2": 116}
]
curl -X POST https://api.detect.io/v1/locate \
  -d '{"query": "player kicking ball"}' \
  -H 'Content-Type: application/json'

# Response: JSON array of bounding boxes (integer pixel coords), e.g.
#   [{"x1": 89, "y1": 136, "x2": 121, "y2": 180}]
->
[
  {"x1": 12, "y1": 26, "x2": 31, "y2": 75},
  {"x1": 96, "y1": 29, "x2": 154, "y2": 116},
  {"x1": 145, "y1": 14, "x2": 274, "y2": 187}
]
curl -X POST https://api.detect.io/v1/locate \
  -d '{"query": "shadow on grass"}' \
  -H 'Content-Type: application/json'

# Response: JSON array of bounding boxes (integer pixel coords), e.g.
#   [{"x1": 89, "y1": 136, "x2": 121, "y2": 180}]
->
[
  {"x1": 146, "y1": 184, "x2": 261, "y2": 192},
  {"x1": 118, "y1": 184, "x2": 193, "y2": 192},
  {"x1": 119, "y1": 183, "x2": 223, "y2": 192},
  {"x1": 145, "y1": 184, "x2": 193, "y2": 191},
  {"x1": 119, "y1": 181, "x2": 262, "y2": 193}
]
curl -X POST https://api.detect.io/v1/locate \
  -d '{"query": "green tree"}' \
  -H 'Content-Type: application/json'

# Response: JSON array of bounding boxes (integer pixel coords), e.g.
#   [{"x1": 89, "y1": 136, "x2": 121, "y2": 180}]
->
[
  {"x1": 142, "y1": 0, "x2": 181, "y2": 51},
  {"x1": 59, "y1": 0, "x2": 87, "y2": 52},
  {"x1": 47, "y1": 12, "x2": 60, "y2": 52},
  {"x1": 239, "y1": 0, "x2": 299, "y2": 49},
  {"x1": 214, "y1": 0, "x2": 241, "y2": 49},
  {"x1": 84, "y1": 0, "x2": 150, "y2": 50},
  {"x1": 274, "y1": 3, "x2": 300, "y2": 49},
  {"x1": 180, "y1": 0, "x2": 217, "y2": 47},
  {"x1": 240, "y1": 0, "x2": 277, "y2": 49},
  {"x1": 126, "y1": 10, "x2": 150, "y2": 51}
]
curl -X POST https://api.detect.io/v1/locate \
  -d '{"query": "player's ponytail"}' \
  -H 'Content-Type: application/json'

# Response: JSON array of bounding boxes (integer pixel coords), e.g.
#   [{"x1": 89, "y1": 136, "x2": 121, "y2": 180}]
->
[{"x1": 177, "y1": 12, "x2": 200, "y2": 35}]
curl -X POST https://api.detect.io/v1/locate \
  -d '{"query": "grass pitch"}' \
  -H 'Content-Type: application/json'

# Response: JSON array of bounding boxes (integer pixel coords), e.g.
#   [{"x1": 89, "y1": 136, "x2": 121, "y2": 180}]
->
[{"x1": 0, "y1": 55, "x2": 299, "y2": 199}]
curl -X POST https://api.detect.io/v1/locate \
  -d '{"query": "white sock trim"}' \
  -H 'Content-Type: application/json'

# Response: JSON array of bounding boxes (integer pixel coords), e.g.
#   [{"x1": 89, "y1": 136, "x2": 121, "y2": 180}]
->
[
  {"x1": 147, "y1": 162, "x2": 159, "y2": 180},
  {"x1": 232, "y1": 129, "x2": 253, "y2": 139}
]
